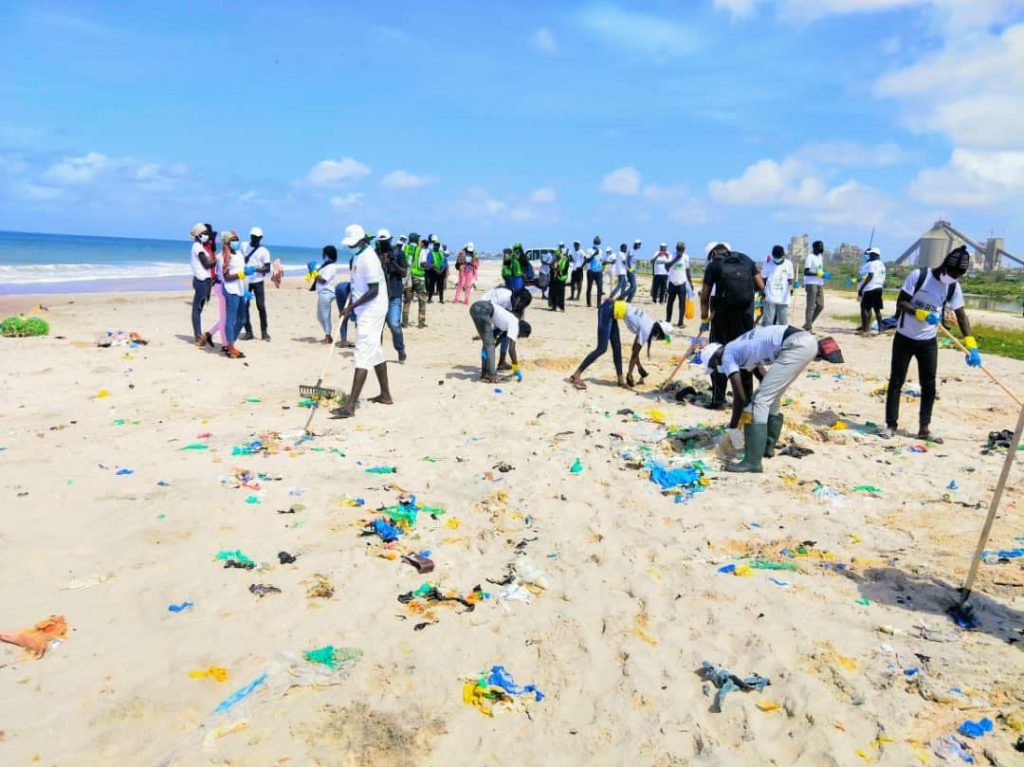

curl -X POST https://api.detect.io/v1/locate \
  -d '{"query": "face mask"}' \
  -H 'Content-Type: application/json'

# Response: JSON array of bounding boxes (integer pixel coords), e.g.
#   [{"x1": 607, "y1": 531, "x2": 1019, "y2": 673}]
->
[
  {"x1": 229, "y1": 241, "x2": 240, "y2": 252},
  {"x1": 772, "y1": 256, "x2": 784, "y2": 264},
  {"x1": 939, "y1": 272, "x2": 957, "y2": 285},
  {"x1": 198, "y1": 233, "x2": 209, "y2": 243}
]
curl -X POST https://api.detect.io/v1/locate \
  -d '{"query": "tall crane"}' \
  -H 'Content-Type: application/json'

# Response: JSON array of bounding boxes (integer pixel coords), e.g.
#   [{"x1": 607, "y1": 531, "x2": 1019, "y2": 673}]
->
[{"x1": 894, "y1": 220, "x2": 1020, "y2": 270}]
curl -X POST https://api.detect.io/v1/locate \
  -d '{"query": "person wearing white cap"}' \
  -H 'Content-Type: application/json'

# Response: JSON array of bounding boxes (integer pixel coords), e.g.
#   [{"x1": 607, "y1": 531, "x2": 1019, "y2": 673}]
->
[
  {"x1": 585, "y1": 244, "x2": 604, "y2": 307},
  {"x1": 241, "y1": 227, "x2": 272, "y2": 341},
  {"x1": 332, "y1": 224, "x2": 392, "y2": 418},
  {"x1": 375, "y1": 229, "x2": 407, "y2": 363},
  {"x1": 188, "y1": 222, "x2": 218, "y2": 347},
  {"x1": 453, "y1": 243, "x2": 479, "y2": 304},
  {"x1": 699, "y1": 323, "x2": 820, "y2": 473},
  {"x1": 567, "y1": 298, "x2": 672, "y2": 390},
  {"x1": 857, "y1": 246, "x2": 886, "y2": 334},
  {"x1": 650, "y1": 243, "x2": 669, "y2": 304},
  {"x1": 570, "y1": 240, "x2": 586, "y2": 301}
]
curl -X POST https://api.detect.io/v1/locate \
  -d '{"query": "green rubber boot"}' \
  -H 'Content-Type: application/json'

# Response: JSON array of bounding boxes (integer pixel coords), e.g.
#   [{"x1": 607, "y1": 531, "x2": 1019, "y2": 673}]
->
[
  {"x1": 726, "y1": 423, "x2": 767, "y2": 473},
  {"x1": 764, "y1": 414, "x2": 784, "y2": 458}
]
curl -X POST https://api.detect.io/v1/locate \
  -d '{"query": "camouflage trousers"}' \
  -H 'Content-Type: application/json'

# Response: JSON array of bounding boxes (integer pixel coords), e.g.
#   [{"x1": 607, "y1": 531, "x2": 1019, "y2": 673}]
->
[{"x1": 402, "y1": 278, "x2": 427, "y2": 328}]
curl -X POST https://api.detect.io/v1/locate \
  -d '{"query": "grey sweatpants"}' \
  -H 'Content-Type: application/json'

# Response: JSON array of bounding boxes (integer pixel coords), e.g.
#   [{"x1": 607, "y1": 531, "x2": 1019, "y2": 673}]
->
[
  {"x1": 762, "y1": 301, "x2": 789, "y2": 326},
  {"x1": 750, "y1": 331, "x2": 818, "y2": 423},
  {"x1": 803, "y1": 285, "x2": 824, "y2": 330},
  {"x1": 470, "y1": 301, "x2": 497, "y2": 377}
]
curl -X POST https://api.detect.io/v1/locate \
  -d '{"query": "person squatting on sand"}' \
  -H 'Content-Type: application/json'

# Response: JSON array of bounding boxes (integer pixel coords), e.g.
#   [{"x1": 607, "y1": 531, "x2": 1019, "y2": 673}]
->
[
  {"x1": 332, "y1": 224, "x2": 392, "y2": 419},
  {"x1": 568, "y1": 299, "x2": 672, "y2": 390},
  {"x1": 879, "y1": 245, "x2": 980, "y2": 444},
  {"x1": 470, "y1": 286, "x2": 532, "y2": 383},
  {"x1": 700, "y1": 324, "x2": 820, "y2": 474}
]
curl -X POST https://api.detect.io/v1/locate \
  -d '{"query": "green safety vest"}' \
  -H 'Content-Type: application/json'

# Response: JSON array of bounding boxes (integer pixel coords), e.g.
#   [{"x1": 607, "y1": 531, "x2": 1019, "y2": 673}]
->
[
  {"x1": 556, "y1": 256, "x2": 571, "y2": 282},
  {"x1": 502, "y1": 256, "x2": 513, "y2": 278},
  {"x1": 406, "y1": 244, "x2": 424, "y2": 278},
  {"x1": 511, "y1": 255, "x2": 523, "y2": 278},
  {"x1": 431, "y1": 249, "x2": 445, "y2": 270}
]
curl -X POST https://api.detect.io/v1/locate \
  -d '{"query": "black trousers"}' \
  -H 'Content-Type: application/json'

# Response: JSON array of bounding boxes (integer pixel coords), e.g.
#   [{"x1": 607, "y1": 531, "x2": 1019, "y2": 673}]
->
[
  {"x1": 666, "y1": 282, "x2": 686, "y2": 322},
  {"x1": 549, "y1": 279, "x2": 566, "y2": 311},
  {"x1": 570, "y1": 267, "x2": 584, "y2": 299},
  {"x1": 437, "y1": 269, "x2": 447, "y2": 303},
  {"x1": 243, "y1": 281, "x2": 267, "y2": 336},
  {"x1": 651, "y1": 274, "x2": 668, "y2": 303},
  {"x1": 586, "y1": 271, "x2": 603, "y2": 307},
  {"x1": 425, "y1": 271, "x2": 437, "y2": 300},
  {"x1": 709, "y1": 308, "x2": 754, "y2": 404},
  {"x1": 885, "y1": 333, "x2": 938, "y2": 430}
]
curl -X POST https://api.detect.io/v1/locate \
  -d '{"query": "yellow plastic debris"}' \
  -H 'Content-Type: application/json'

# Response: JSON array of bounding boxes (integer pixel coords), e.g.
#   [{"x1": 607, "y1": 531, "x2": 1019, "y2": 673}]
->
[
  {"x1": 756, "y1": 700, "x2": 782, "y2": 712},
  {"x1": 647, "y1": 409, "x2": 666, "y2": 424},
  {"x1": 445, "y1": 518, "x2": 461, "y2": 529},
  {"x1": 95, "y1": 389, "x2": 110, "y2": 399},
  {"x1": 189, "y1": 666, "x2": 229, "y2": 682},
  {"x1": 834, "y1": 420, "x2": 847, "y2": 430}
]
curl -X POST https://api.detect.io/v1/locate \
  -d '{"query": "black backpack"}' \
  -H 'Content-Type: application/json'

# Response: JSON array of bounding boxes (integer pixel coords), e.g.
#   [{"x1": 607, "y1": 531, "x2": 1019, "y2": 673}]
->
[
  {"x1": 896, "y1": 269, "x2": 956, "y2": 328},
  {"x1": 715, "y1": 252, "x2": 755, "y2": 309}
]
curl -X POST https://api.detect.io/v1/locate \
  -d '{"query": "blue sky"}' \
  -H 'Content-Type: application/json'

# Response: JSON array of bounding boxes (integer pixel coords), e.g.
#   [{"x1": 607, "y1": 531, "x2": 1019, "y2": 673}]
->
[{"x1": 1, "y1": 0, "x2": 1022, "y2": 258}]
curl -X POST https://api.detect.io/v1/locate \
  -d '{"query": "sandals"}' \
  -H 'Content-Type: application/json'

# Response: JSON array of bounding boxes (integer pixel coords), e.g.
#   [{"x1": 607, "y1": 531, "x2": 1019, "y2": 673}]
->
[
  {"x1": 224, "y1": 347, "x2": 246, "y2": 359},
  {"x1": 567, "y1": 377, "x2": 586, "y2": 390},
  {"x1": 330, "y1": 406, "x2": 355, "y2": 419},
  {"x1": 919, "y1": 431, "x2": 944, "y2": 445}
]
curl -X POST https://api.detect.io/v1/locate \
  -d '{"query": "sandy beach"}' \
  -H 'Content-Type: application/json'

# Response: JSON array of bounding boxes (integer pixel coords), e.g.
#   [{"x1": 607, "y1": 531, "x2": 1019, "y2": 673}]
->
[{"x1": 1, "y1": 265, "x2": 1022, "y2": 766}]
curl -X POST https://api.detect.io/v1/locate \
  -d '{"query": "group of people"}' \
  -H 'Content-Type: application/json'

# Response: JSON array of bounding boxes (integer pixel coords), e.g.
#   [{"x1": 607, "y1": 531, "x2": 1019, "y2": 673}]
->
[{"x1": 187, "y1": 224, "x2": 986, "y2": 461}]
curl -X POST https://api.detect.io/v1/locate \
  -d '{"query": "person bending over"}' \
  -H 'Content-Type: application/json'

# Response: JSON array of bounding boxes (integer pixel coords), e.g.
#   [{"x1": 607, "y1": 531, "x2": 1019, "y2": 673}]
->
[{"x1": 568, "y1": 299, "x2": 671, "y2": 390}]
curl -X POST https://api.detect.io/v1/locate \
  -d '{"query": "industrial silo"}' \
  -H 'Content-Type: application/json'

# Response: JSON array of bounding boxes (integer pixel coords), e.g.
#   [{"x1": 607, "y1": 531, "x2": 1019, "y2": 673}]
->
[{"x1": 916, "y1": 221, "x2": 962, "y2": 268}]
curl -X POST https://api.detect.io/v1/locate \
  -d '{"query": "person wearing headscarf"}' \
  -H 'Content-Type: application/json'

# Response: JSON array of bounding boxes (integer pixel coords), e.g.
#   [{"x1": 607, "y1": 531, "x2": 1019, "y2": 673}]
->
[{"x1": 218, "y1": 230, "x2": 254, "y2": 359}]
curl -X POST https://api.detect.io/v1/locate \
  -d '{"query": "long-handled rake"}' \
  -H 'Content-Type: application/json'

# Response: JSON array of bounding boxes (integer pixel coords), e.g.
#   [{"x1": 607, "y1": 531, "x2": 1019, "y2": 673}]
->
[{"x1": 300, "y1": 341, "x2": 342, "y2": 433}]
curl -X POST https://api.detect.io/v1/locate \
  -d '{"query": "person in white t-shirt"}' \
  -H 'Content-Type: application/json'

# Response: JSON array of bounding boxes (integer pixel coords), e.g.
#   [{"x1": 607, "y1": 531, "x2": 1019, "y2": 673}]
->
[
  {"x1": 241, "y1": 226, "x2": 272, "y2": 341},
  {"x1": 857, "y1": 247, "x2": 887, "y2": 334},
  {"x1": 332, "y1": 224, "x2": 392, "y2": 418},
  {"x1": 470, "y1": 293, "x2": 533, "y2": 383},
  {"x1": 568, "y1": 299, "x2": 672, "y2": 389},
  {"x1": 570, "y1": 241, "x2": 586, "y2": 301},
  {"x1": 665, "y1": 241, "x2": 692, "y2": 327},
  {"x1": 218, "y1": 230, "x2": 255, "y2": 359},
  {"x1": 700, "y1": 323, "x2": 820, "y2": 473},
  {"x1": 608, "y1": 244, "x2": 629, "y2": 299},
  {"x1": 880, "y1": 246, "x2": 978, "y2": 443},
  {"x1": 802, "y1": 240, "x2": 828, "y2": 331},
  {"x1": 761, "y1": 245, "x2": 795, "y2": 326},
  {"x1": 650, "y1": 243, "x2": 669, "y2": 304},
  {"x1": 188, "y1": 222, "x2": 218, "y2": 347},
  {"x1": 308, "y1": 245, "x2": 340, "y2": 344}
]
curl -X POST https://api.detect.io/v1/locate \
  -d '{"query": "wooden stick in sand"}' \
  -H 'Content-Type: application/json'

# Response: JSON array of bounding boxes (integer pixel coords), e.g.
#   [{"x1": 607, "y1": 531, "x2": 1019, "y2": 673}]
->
[
  {"x1": 959, "y1": 399, "x2": 1024, "y2": 605},
  {"x1": 660, "y1": 331, "x2": 706, "y2": 391},
  {"x1": 937, "y1": 324, "x2": 1022, "y2": 407}
]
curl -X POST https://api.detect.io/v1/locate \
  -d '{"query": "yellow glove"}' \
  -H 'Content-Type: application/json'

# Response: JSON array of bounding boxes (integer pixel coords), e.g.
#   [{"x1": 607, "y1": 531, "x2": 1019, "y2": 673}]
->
[
  {"x1": 964, "y1": 335, "x2": 978, "y2": 350},
  {"x1": 816, "y1": 268, "x2": 824, "y2": 278},
  {"x1": 305, "y1": 270, "x2": 319, "y2": 284},
  {"x1": 914, "y1": 308, "x2": 930, "y2": 322},
  {"x1": 235, "y1": 270, "x2": 245, "y2": 280},
  {"x1": 511, "y1": 364, "x2": 520, "y2": 373},
  {"x1": 739, "y1": 409, "x2": 752, "y2": 427}
]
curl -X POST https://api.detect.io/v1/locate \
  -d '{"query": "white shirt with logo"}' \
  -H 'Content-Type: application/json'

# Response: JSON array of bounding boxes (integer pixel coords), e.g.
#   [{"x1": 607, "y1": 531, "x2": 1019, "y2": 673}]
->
[
  {"x1": 859, "y1": 259, "x2": 886, "y2": 292},
  {"x1": 615, "y1": 251, "x2": 628, "y2": 276},
  {"x1": 668, "y1": 253, "x2": 690, "y2": 286},
  {"x1": 351, "y1": 246, "x2": 388, "y2": 318},
  {"x1": 803, "y1": 253, "x2": 824, "y2": 286},
  {"x1": 898, "y1": 269, "x2": 964, "y2": 342},
  {"x1": 243, "y1": 244, "x2": 270, "y2": 284},
  {"x1": 652, "y1": 252, "x2": 668, "y2": 276},
  {"x1": 571, "y1": 249, "x2": 586, "y2": 270},
  {"x1": 763, "y1": 258, "x2": 794, "y2": 305},
  {"x1": 720, "y1": 325, "x2": 792, "y2": 376},
  {"x1": 623, "y1": 304, "x2": 655, "y2": 344}
]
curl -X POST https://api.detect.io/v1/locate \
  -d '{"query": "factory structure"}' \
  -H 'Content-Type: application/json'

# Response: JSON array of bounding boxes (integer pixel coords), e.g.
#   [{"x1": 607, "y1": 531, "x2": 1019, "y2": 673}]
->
[{"x1": 786, "y1": 221, "x2": 1017, "y2": 272}]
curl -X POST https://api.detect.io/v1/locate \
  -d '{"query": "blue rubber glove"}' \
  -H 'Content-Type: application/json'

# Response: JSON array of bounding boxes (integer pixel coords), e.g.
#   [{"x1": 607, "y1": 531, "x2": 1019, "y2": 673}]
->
[
  {"x1": 966, "y1": 348, "x2": 982, "y2": 367},
  {"x1": 244, "y1": 290, "x2": 254, "y2": 302},
  {"x1": 926, "y1": 311, "x2": 940, "y2": 326},
  {"x1": 822, "y1": 271, "x2": 833, "y2": 280},
  {"x1": 244, "y1": 264, "x2": 256, "y2": 277},
  {"x1": 307, "y1": 260, "x2": 318, "y2": 272},
  {"x1": 699, "y1": 321, "x2": 710, "y2": 333},
  {"x1": 792, "y1": 280, "x2": 800, "y2": 289}
]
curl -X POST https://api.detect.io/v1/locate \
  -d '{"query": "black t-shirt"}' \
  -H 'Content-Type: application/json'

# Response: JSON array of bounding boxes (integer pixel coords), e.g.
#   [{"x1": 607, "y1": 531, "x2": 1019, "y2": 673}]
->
[{"x1": 703, "y1": 252, "x2": 757, "y2": 311}]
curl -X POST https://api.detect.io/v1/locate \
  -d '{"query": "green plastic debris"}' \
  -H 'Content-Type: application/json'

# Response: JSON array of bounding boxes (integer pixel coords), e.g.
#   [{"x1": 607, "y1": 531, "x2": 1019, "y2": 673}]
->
[
  {"x1": 852, "y1": 485, "x2": 882, "y2": 494},
  {"x1": 245, "y1": 495, "x2": 260, "y2": 504},
  {"x1": 423, "y1": 456, "x2": 438, "y2": 463},
  {"x1": 156, "y1": 513, "x2": 166, "y2": 520},
  {"x1": 330, "y1": 448, "x2": 346, "y2": 458},
  {"x1": 570, "y1": 458, "x2": 583, "y2": 474},
  {"x1": 366, "y1": 466, "x2": 396, "y2": 474},
  {"x1": 856, "y1": 598, "x2": 871, "y2": 606},
  {"x1": 412, "y1": 583, "x2": 434, "y2": 598},
  {"x1": 418, "y1": 504, "x2": 445, "y2": 517},
  {"x1": 385, "y1": 505, "x2": 418, "y2": 527},
  {"x1": 245, "y1": 397, "x2": 261, "y2": 403},
  {"x1": 311, "y1": 447, "x2": 326, "y2": 452},
  {"x1": 749, "y1": 560, "x2": 799, "y2": 571},
  {"x1": 215, "y1": 549, "x2": 254, "y2": 566},
  {"x1": 179, "y1": 443, "x2": 209, "y2": 451},
  {"x1": 1, "y1": 315, "x2": 49, "y2": 337},
  {"x1": 113, "y1": 418, "x2": 126, "y2": 426},
  {"x1": 304, "y1": 645, "x2": 363, "y2": 669},
  {"x1": 298, "y1": 398, "x2": 315, "y2": 409}
]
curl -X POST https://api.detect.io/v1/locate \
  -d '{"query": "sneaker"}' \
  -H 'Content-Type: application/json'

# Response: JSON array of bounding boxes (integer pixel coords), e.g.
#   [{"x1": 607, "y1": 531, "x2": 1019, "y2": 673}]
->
[
  {"x1": 877, "y1": 427, "x2": 894, "y2": 439},
  {"x1": 240, "y1": 331, "x2": 255, "y2": 341},
  {"x1": 398, "y1": 352, "x2": 407, "y2": 364},
  {"x1": 261, "y1": 334, "x2": 271, "y2": 341}
]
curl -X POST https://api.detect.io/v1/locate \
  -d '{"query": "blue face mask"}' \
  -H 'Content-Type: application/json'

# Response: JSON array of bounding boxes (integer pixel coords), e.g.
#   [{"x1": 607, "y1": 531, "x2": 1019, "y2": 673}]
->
[
  {"x1": 346, "y1": 245, "x2": 363, "y2": 258},
  {"x1": 229, "y1": 241, "x2": 240, "y2": 252}
]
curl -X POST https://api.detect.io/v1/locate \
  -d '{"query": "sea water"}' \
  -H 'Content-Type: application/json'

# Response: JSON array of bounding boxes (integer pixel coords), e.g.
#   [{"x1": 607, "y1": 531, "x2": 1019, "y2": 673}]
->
[{"x1": 0, "y1": 230, "x2": 322, "y2": 294}]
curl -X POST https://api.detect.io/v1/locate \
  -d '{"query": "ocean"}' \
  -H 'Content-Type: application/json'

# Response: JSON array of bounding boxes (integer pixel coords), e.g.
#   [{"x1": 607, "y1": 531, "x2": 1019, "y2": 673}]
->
[{"x1": 0, "y1": 230, "x2": 322, "y2": 295}]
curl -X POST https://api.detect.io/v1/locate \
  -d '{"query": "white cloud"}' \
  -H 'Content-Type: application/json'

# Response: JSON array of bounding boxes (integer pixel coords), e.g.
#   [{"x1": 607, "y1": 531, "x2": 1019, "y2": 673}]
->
[
  {"x1": 713, "y1": 0, "x2": 759, "y2": 20},
  {"x1": 909, "y1": 148, "x2": 1024, "y2": 207},
  {"x1": 642, "y1": 183, "x2": 710, "y2": 224},
  {"x1": 38, "y1": 151, "x2": 186, "y2": 192},
  {"x1": 600, "y1": 166, "x2": 641, "y2": 195},
  {"x1": 380, "y1": 170, "x2": 438, "y2": 190},
  {"x1": 577, "y1": 4, "x2": 699, "y2": 59},
  {"x1": 306, "y1": 157, "x2": 371, "y2": 187},
  {"x1": 22, "y1": 183, "x2": 64, "y2": 201},
  {"x1": 44, "y1": 151, "x2": 110, "y2": 184},
  {"x1": 529, "y1": 187, "x2": 556, "y2": 203},
  {"x1": 793, "y1": 141, "x2": 909, "y2": 167},
  {"x1": 329, "y1": 192, "x2": 364, "y2": 210},
  {"x1": 529, "y1": 27, "x2": 558, "y2": 55}
]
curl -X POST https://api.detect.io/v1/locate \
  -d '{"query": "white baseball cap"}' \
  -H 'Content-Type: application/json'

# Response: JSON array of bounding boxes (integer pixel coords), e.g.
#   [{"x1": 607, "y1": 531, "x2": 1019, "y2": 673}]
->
[
  {"x1": 699, "y1": 342, "x2": 722, "y2": 375},
  {"x1": 656, "y1": 321, "x2": 673, "y2": 340},
  {"x1": 377, "y1": 228, "x2": 392, "y2": 240},
  {"x1": 660, "y1": 242, "x2": 667, "y2": 249},
  {"x1": 865, "y1": 247, "x2": 881, "y2": 257},
  {"x1": 249, "y1": 226, "x2": 263, "y2": 238},
  {"x1": 705, "y1": 241, "x2": 732, "y2": 258},
  {"x1": 341, "y1": 224, "x2": 366, "y2": 247},
  {"x1": 466, "y1": 242, "x2": 475, "y2": 253}
]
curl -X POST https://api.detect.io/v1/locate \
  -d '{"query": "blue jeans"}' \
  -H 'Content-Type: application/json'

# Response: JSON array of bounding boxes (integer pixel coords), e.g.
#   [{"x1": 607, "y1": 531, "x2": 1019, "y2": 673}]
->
[
  {"x1": 609, "y1": 274, "x2": 628, "y2": 300},
  {"x1": 386, "y1": 296, "x2": 405, "y2": 354},
  {"x1": 224, "y1": 292, "x2": 245, "y2": 344},
  {"x1": 334, "y1": 282, "x2": 352, "y2": 340},
  {"x1": 577, "y1": 300, "x2": 622, "y2": 376},
  {"x1": 191, "y1": 277, "x2": 210, "y2": 338},
  {"x1": 624, "y1": 271, "x2": 637, "y2": 301}
]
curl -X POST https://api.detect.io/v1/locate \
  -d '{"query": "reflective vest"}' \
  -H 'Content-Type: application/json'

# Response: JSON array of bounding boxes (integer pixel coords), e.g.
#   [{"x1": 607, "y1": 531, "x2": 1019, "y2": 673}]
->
[
  {"x1": 555, "y1": 255, "x2": 571, "y2": 282},
  {"x1": 431, "y1": 248, "x2": 445, "y2": 270},
  {"x1": 502, "y1": 255, "x2": 513, "y2": 278},
  {"x1": 406, "y1": 244, "x2": 424, "y2": 278}
]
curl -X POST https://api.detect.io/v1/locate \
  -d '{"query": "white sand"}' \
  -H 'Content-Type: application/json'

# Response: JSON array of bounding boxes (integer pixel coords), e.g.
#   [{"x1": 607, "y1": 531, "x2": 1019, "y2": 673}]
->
[{"x1": 1, "y1": 267, "x2": 1023, "y2": 766}]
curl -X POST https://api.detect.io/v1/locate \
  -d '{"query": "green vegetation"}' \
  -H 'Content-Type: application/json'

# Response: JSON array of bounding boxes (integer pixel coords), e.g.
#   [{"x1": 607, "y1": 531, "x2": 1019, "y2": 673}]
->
[
  {"x1": 0, "y1": 315, "x2": 49, "y2": 337},
  {"x1": 835, "y1": 312, "x2": 1024, "y2": 361}
]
